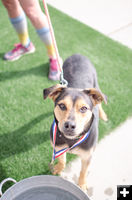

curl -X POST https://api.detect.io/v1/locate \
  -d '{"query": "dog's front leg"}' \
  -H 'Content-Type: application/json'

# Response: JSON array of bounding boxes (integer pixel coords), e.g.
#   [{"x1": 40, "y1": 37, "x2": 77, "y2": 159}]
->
[
  {"x1": 78, "y1": 156, "x2": 91, "y2": 191},
  {"x1": 53, "y1": 153, "x2": 66, "y2": 175}
]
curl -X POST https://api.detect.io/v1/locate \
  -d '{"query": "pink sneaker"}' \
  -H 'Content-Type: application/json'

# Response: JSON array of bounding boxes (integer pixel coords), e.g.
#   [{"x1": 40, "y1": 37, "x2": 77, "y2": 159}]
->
[
  {"x1": 3, "y1": 42, "x2": 35, "y2": 61},
  {"x1": 48, "y1": 58, "x2": 62, "y2": 81}
]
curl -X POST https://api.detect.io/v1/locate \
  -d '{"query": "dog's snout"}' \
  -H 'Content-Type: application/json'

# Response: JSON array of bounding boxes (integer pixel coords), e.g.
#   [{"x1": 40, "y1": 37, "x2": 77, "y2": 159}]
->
[{"x1": 64, "y1": 121, "x2": 76, "y2": 132}]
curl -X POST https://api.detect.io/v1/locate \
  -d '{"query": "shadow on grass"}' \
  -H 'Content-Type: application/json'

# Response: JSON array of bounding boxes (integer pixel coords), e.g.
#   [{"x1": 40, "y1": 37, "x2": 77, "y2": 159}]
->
[
  {"x1": 0, "y1": 164, "x2": 7, "y2": 181},
  {"x1": 0, "y1": 112, "x2": 52, "y2": 160},
  {"x1": 0, "y1": 63, "x2": 49, "y2": 82},
  {"x1": 0, "y1": 52, "x2": 4, "y2": 59}
]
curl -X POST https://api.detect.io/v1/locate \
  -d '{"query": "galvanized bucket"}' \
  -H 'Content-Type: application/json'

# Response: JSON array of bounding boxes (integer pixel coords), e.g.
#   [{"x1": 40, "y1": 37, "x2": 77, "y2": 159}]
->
[{"x1": 0, "y1": 175, "x2": 90, "y2": 200}]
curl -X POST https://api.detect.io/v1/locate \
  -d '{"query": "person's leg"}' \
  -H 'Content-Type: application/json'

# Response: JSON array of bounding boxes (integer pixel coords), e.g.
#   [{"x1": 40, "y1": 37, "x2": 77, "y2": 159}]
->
[
  {"x1": 20, "y1": 0, "x2": 56, "y2": 59},
  {"x1": 2, "y1": 0, "x2": 22, "y2": 18},
  {"x1": 2, "y1": 0, "x2": 35, "y2": 61},
  {"x1": 20, "y1": 0, "x2": 60, "y2": 80}
]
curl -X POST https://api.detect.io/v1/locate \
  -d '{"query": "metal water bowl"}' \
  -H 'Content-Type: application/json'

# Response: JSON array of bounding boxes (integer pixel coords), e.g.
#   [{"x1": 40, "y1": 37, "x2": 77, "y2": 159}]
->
[{"x1": 0, "y1": 175, "x2": 90, "y2": 200}]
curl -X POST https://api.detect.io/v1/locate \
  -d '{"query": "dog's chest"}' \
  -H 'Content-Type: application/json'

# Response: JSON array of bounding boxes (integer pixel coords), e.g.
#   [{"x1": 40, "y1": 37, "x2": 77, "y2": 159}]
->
[{"x1": 53, "y1": 142, "x2": 94, "y2": 160}]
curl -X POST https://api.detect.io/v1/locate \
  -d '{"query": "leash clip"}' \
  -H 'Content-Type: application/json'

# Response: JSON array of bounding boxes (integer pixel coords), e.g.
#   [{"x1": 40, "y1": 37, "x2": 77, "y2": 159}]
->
[{"x1": 60, "y1": 71, "x2": 68, "y2": 86}]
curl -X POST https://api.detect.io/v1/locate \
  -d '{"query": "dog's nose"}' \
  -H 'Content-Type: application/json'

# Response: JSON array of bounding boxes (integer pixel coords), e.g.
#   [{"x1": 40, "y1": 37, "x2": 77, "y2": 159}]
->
[{"x1": 64, "y1": 121, "x2": 76, "y2": 132}]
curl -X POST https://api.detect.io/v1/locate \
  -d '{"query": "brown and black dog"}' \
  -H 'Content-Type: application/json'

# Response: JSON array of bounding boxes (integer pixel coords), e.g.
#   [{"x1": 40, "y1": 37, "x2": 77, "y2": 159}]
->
[{"x1": 43, "y1": 54, "x2": 107, "y2": 191}]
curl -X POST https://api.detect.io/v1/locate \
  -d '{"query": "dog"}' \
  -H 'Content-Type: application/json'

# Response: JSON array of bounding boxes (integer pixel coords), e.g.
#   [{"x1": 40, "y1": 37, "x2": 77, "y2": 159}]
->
[{"x1": 43, "y1": 54, "x2": 107, "y2": 191}]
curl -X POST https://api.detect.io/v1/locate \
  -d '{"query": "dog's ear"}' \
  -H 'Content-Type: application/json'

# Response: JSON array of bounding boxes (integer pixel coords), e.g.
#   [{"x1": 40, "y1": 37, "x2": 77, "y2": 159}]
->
[
  {"x1": 83, "y1": 88, "x2": 107, "y2": 105},
  {"x1": 43, "y1": 84, "x2": 66, "y2": 101}
]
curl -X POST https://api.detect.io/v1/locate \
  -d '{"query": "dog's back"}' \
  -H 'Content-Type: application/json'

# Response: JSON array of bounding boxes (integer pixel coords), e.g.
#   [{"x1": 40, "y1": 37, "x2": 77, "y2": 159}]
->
[{"x1": 63, "y1": 54, "x2": 99, "y2": 90}]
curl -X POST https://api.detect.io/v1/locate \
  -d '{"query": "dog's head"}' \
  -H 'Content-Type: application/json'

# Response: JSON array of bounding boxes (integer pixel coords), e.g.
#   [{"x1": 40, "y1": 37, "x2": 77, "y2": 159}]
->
[{"x1": 43, "y1": 84, "x2": 106, "y2": 139}]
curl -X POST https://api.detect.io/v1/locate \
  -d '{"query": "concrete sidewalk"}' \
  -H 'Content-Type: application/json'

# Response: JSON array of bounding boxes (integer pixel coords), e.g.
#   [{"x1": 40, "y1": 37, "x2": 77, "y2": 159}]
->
[
  {"x1": 46, "y1": 1, "x2": 132, "y2": 199},
  {"x1": 61, "y1": 118, "x2": 132, "y2": 200},
  {"x1": 47, "y1": 0, "x2": 132, "y2": 49}
]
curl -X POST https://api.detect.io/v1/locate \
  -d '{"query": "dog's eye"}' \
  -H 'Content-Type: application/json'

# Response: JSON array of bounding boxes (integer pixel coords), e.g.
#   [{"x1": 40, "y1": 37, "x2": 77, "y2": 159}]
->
[
  {"x1": 80, "y1": 106, "x2": 88, "y2": 113},
  {"x1": 58, "y1": 103, "x2": 66, "y2": 111}
]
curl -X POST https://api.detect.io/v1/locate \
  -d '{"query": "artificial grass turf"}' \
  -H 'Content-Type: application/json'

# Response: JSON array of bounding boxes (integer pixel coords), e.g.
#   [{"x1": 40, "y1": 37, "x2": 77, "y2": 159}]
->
[{"x1": 0, "y1": 1, "x2": 132, "y2": 184}]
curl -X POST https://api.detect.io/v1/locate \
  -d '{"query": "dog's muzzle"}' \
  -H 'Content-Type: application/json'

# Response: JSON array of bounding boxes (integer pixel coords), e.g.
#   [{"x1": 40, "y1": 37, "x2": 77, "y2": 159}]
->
[{"x1": 63, "y1": 121, "x2": 76, "y2": 135}]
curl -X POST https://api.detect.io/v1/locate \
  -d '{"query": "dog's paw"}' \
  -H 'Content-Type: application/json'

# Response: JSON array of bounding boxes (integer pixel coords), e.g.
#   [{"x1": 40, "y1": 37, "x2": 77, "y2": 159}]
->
[
  {"x1": 78, "y1": 178, "x2": 88, "y2": 192},
  {"x1": 52, "y1": 163, "x2": 65, "y2": 175},
  {"x1": 79, "y1": 183, "x2": 88, "y2": 192}
]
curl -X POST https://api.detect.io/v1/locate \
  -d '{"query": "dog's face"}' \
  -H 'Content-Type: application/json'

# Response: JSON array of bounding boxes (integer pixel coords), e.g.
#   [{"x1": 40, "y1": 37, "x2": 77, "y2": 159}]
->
[{"x1": 44, "y1": 84, "x2": 106, "y2": 139}]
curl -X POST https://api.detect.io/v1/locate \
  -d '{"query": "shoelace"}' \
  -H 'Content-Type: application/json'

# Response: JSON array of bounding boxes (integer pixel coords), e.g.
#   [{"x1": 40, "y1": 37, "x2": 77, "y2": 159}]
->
[{"x1": 12, "y1": 44, "x2": 24, "y2": 53}]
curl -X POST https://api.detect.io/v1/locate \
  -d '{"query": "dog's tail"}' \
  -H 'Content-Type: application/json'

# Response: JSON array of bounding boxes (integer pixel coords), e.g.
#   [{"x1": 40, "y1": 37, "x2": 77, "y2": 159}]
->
[
  {"x1": 98, "y1": 104, "x2": 108, "y2": 122},
  {"x1": 93, "y1": 70, "x2": 108, "y2": 121}
]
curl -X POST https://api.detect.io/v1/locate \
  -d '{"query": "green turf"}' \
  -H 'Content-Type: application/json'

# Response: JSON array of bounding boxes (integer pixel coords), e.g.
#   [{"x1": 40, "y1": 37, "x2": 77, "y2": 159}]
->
[{"x1": 0, "y1": 1, "x2": 132, "y2": 184}]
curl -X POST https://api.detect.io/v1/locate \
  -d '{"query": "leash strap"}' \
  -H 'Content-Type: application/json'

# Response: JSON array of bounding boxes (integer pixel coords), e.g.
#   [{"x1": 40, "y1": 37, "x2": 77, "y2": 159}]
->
[
  {"x1": 43, "y1": 0, "x2": 61, "y2": 70},
  {"x1": 52, "y1": 120, "x2": 91, "y2": 162},
  {"x1": 43, "y1": 0, "x2": 68, "y2": 86}
]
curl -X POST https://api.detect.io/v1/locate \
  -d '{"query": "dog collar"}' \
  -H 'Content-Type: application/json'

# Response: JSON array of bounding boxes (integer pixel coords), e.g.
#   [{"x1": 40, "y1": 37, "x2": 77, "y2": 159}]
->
[{"x1": 51, "y1": 119, "x2": 91, "y2": 162}]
